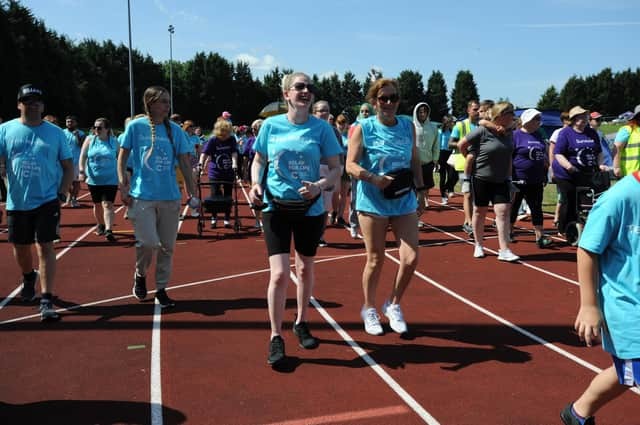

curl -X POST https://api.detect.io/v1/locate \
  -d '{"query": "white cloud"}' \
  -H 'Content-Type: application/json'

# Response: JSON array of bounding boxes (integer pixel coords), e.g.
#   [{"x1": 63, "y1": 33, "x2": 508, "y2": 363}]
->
[{"x1": 235, "y1": 53, "x2": 278, "y2": 71}]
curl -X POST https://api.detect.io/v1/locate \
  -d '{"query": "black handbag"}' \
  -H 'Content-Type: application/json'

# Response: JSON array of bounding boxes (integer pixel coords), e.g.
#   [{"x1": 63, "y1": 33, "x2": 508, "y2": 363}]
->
[
  {"x1": 382, "y1": 168, "x2": 414, "y2": 199},
  {"x1": 266, "y1": 188, "x2": 319, "y2": 218}
]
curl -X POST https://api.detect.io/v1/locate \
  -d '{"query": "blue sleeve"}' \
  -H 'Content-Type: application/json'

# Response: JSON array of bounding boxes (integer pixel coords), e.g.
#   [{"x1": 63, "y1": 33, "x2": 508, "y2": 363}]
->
[
  {"x1": 450, "y1": 124, "x2": 461, "y2": 140},
  {"x1": 174, "y1": 125, "x2": 190, "y2": 155},
  {"x1": 58, "y1": 131, "x2": 72, "y2": 160},
  {"x1": 614, "y1": 127, "x2": 630, "y2": 143},
  {"x1": 320, "y1": 124, "x2": 342, "y2": 158},
  {"x1": 121, "y1": 123, "x2": 134, "y2": 150},
  {"x1": 0, "y1": 126, "x2": 6, "y2": 157},
  {"x1": 254, "y1": 123, "x2": 269, "y2": 157}
]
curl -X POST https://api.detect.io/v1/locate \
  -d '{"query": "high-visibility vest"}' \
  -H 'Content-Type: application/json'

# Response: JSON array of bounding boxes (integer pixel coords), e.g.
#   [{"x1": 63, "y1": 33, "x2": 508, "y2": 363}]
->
[
  {"x1": 620, "y1": 125, "x2": 640, "y2": 176},
  {"x1": 451, "y1": 119, "x2": 473, "y2": 171}
]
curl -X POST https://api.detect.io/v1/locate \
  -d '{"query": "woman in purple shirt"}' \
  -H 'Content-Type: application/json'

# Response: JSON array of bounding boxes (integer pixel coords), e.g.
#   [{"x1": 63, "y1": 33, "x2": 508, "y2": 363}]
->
[
  {"x1": 552, "y1": 106, "x2": 604, "y2": 239},
  {"x1": 198, "y1": 119, "x2": 237, "y2": 228},
  {"x1": 510, "y1": 109, "x2": 552, "y2": 248}
]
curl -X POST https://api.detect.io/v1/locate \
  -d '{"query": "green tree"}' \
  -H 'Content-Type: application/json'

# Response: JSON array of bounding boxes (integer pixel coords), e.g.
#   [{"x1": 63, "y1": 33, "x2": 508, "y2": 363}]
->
[
  {"x1": 340, "y1": 71, "x2": 362, "y2": 121},
  {"x1": 537, "y1": 86, "x2": 560, "y2": 110},
  {"x1": 425, "y1": 70, "x2": 448, "y2": 121},
  {"x1": 559, "y1": 75, "x2": 587, "y2": 111},
  {"x1": 397, "y1": 70, "x2": 425, "y2": 116},
  {"x1": 450, "y1": 70, "x2": 479, "y2": 117}
]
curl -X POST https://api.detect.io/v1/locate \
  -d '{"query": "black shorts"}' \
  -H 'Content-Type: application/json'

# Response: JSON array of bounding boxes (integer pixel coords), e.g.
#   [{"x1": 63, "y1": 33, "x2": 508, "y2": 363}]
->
[
  {"x1": 7, "y1": 199, "x2": 60, "y2": 244},
  {"x1": 472, "y1": 177, "x2": 511, "y2": 207},
  {"x1": 88, "y1": 184, "x2": 118, "y2": 203},
  {"x1": 262, "y1": 212, "x2": 325, "y2": 257},
  {"x1": 421, "y1": 162, "x2": 435, "y2": 189}
]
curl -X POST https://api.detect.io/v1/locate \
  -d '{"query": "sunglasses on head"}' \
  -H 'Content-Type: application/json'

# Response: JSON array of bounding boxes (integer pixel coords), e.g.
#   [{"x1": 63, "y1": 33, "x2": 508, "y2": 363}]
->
[
  {"x1": 290, "y1": 82, "x2": 317, "y2": 94},
  {"x1": 377, "y1": 94, "x2": 399, "y2": 104}
]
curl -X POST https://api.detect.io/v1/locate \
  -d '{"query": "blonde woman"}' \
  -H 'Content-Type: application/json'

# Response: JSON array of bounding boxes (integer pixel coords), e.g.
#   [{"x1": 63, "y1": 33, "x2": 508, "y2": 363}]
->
[
  {"x1": 117, "y1": 86, "x2": 198, "y2": 308},
  {"x1": 249, "y1": 72, "x2": 342, "y2": 366}
]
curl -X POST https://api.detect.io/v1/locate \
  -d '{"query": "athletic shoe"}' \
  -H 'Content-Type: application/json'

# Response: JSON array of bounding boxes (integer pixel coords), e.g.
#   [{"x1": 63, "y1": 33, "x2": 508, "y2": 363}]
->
[
  {"x1": 105, "y1": 230, "x2": 116, "y2": 242},
  {"x1": 71, "y1": 198, "x2": 80, "y2": 208},
  {"x1": 537, "y1": 236, "x2": 553, "y2": 249},
  {"x1": 20, "y1": 270, "x2": 38, "y2": 302},
  {"x1": 473, "y1": 244, "x2": 485, "y2": 258},
  {"x1": 210, "y1": 218, "x2": 217, "y2": 229},
  {"x1": 381, "y1": 300, "x2": 408, "y2": 334},
  {"x1": 329, "y1": 211, "x2": 337, "y2": 225},
  {"x1": 267, "y1": 335, "x2": 285, "y2": 365},
  {"x1": 424, "y1": 198, "x2": 429, "y2": 208},
  {"x1": 39, "y1": 299, "x2": 60, "y2": 322},
  {"x1": 462, "y1": 223, "x2": 473, "y2": 235},
  {"x1": 254, "y1": 219, "x2": 262, "y2": 229},
  {"x1": 132, "y1": 273, "x2": 147, "y2": 300},
  {"x1": 498, "y1": 249, "x2": 520, "y2": 262},
  {"x1": 293, "y1": 322, "x2": 319, "y2": 349},
  {"x1": 336, "y1": 217, "x2": 347, "y2": 227},
  {"x1": 223, "y1": 220, "x2": 231, "y2": 229},
  {"x1": 560, "y1": 403, "x2": 596, "y2": 425},
  {"x1": 318, "y1": 238, "x2": 328, "y2": 247},
  {"x1": 124, "y1": 209, "x2": 129, "y2": 220},
  {"x1": 190, "y1": 208, "x2": 200, "y2": 218},
  {"x1": 95, "y1": 224, "x2": 106, "y2": 236},
  {"x1": 441, "y1": 196, "x2": 448, "y2": 205},
  {"x1": 155, "y1": 289, "x2": 175, "y2": 309},
  {"x1": 361, "y1": 307, "x2": 384, "y2": 336}
]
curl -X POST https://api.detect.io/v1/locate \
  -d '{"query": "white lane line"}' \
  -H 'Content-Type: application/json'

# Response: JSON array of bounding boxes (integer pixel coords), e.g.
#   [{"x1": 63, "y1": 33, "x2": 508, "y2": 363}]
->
[
  {"x1": 150, "y1": 302, "x2": 163, "y2": 425},
  {"x1": 149, "y1": 203, "x2": 189, "y2": 425},
  {"x1": 382, "y1": 251, "x2": 640, "y2": 396},
  {"x1": 290, "y1": 272, "x2": 440, "y2": 424},
  {"x1": 423, "y1": 222, "x2": 580, "y2": 287},
  {"x1": 0, "y1": 205, "x2": 125, "y2": 310}
]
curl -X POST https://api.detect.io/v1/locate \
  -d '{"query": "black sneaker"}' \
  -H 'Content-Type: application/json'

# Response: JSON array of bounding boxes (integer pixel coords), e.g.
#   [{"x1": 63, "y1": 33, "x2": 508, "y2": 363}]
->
[
  {"x1": 105, "y1": 230, "x2": 116, "y2": 242},
  {"x1": 537, "y1": 236, "x2": 553, "y2": 249},
  {"x1": 336, "y1": 217, "x2": 347, "y2": 227},
  {"x1": 293, "y1": 322, "x2": 319, "y2": 349},
  {"x1": 318, "y1": 238, "x2": 328, "y2": 247},
  {"x1": 39, "y1": 299, "x2": 60, "y2": 322},
  {"x1": 95, "y1": 224, "x2": 106, "y2": 236},
  {"x1": 132, "y1": 273, "x2": 147, "y2": 300},
  {"x1": 267, "y1": 335, "x2": 285, "y2": 365},
  {"x1": 560, "y1": 403, "x2": 596, "y2": 425},
  {"x1": 155, "y1": 289, "x2": 175, "y2": 308},
  {"x1": 20, "y1": 270, "x2": 38, "y2": 302}
]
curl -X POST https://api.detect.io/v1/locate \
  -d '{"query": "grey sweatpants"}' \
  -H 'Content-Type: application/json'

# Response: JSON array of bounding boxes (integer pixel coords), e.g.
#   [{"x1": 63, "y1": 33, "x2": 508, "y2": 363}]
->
[{"x1": 129, "y1": 198, "x2": 181, "y2": 290}]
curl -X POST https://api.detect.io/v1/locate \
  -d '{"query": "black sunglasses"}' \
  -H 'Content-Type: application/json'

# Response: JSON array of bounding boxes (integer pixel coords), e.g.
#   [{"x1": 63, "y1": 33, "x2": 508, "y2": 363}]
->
[
  {"x1": 93, "y1": 126, "x2": 105, "y2": 130},
  {"x1": 290, "y1": 82, "x2": 317, "y2": 94},
  {"x1": 377, "y1": 94, "x2": 399, "y2": 104}
]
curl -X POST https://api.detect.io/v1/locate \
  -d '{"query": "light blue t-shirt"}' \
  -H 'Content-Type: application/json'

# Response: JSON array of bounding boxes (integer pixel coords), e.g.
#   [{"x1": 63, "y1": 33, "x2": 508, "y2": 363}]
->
[
  {"x1": 578, "y1": 172, "x2": 640, "y2": 359},
  {"x1": 0, "y1": 119, "x2": 72, "y2": 210},
  {"x1": 86, "y1": 135, "x2": 119, "y2": 186},
  {"x1": 63, "y1": 128, "x2": 85, "y2": 165},
  {"x1": 188, "y1": 134, "x2": 201, "y2": 156},
  {"x1": 120, "y1": 117, "x2": 191, "y2": 200},
  {"x1": 439, "y1": 129, "x2": 452, "y2": 151},
  {"x1": 254, "y1": 114, "x2": 342, "y2": 216},
  {"x1": 614, "y1": 126, "x2": 631, "y2": 143},
  {"x1": 356, "y1": 116, "x2": 418, "y2": 216}
]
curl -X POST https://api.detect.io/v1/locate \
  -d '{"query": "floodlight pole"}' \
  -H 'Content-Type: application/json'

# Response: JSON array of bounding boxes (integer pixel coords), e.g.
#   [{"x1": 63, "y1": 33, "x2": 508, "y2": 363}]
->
[
  {"x1": 127, "y1": 0, "x2": 135, "y2": 117},
  {"x1": 168, "y1": 24, "x2": 175, "y2": 115}
]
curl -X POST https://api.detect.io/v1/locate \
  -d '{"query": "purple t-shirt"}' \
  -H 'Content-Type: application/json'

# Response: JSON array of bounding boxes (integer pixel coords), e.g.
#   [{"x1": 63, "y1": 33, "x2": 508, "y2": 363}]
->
[
  {"x1": 512, "y1": 129, "x2": 547, "y2": 184},
  {"x1": 203, "y1": 136, "x2": 237, "y2": 180},
  {"x1": 552, "y1": 126, "x2": 601, "y2": 181}
]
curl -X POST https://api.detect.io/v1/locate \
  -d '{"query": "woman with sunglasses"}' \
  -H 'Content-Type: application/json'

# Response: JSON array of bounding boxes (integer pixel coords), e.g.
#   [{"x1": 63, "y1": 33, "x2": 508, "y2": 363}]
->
[
  {"x1": 78, "y1": 118, "x2": 119, "y2": 242},
  {"x1": 509, "y1": 109, "x2": 552, "y2": 248},
  {"x1": 458, "y1": 102, "x2": 519, "y2": 262},
  {"x1": 117, "y1": 86, "x2": 198, "y2": 308},
  {"x1": 346, "y1": 78, "x2": 425, "y2": 336},
  {"x1": 248, "y1": 72, "x2": 342, "y2": 366}
]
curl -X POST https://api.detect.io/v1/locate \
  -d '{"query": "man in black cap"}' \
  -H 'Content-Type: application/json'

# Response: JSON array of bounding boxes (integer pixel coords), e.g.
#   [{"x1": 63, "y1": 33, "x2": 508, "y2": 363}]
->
[{"x1": 0, "y1": 84, "x2": 74, "y2": 321}]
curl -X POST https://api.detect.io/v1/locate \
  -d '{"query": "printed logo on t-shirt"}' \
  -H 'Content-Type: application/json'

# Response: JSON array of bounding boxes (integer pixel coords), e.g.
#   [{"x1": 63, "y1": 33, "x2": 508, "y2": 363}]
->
[
  {"x1": 575, "y1": 147, "x2": 596, "y2": 168},
  {"x1": 273, "y1": 150, "x2": 311, "y2": 183}
]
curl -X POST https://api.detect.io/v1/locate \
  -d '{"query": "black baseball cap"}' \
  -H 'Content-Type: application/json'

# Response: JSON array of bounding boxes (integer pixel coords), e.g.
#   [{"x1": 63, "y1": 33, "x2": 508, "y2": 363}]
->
[{"x1": 17, "y1": 84, "x2": 44, "y2": 102}]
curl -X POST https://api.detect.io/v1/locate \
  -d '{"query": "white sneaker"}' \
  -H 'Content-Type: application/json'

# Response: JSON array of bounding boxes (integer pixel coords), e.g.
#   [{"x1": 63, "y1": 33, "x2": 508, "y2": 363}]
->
[
  {"x1": 473, "y1": 244, "x2": 485, "y2": 258},
  {"x1": 361, "y1": 307, "x2": 384, "y2": 336},
  {"x1": 441, "y1": 197, "x2": 448, "y2": 205},
  {"x1": 70, "y1": 198, "x2": 80, "y2": 208},
  {"x1": 190, "y1": 208, "x2": 200, "y2": 217},
  {"x1": 223, "y1": 220, "x2": 231, "y2": 229},
  {"x1": 498, "y1": 249, "x2": 520, "y2": 262},
  {"x1": 349, "y1": 226, "x2": 359, "y2": 239},
  {"x1": 381, "y1": 300, "x2": 408, "y2": 334}
]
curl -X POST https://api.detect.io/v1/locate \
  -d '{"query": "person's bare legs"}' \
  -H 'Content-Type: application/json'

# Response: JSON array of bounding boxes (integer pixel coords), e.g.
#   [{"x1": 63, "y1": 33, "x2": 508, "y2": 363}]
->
[
  {"x1": 472, "y1": 206, "x2": 487, "y2": 246},
  {"x1": 387, "y1": 213, "x2": 419, "y2": 304},
  {"x1": 493, "y1": 203, "x2": 511, "y2": 251},
  {"x1": 358, "y1": 213, "x2": 388, "y2": 309},
  {"x1": 572, "y1": 366, "x2": 628, "y2": 418}
]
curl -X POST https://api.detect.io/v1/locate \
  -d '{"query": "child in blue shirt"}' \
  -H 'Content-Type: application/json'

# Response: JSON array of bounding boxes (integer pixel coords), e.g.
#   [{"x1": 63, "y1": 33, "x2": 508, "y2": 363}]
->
[{"x1": 561, "y1": 170, "x2": 640, "y2": 425}]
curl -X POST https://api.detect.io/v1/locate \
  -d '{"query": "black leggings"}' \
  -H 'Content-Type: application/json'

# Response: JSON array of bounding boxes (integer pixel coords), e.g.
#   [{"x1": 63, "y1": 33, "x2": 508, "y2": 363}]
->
[
  {"x1": 438, "y1": 149, "x2": 457, "y2": 197},
  {"x1": 510, "y1": 183, "x2": 544, "y2": 226},
  {"x1": 210, "y1": 182, "x2": 232, "y2": 218}
]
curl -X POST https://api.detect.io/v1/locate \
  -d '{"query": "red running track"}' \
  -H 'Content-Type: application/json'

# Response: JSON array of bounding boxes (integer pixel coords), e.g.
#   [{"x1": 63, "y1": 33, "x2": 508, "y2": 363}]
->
[{"x1": 0, "y1": 185, "x2": 637, "y2": 424}]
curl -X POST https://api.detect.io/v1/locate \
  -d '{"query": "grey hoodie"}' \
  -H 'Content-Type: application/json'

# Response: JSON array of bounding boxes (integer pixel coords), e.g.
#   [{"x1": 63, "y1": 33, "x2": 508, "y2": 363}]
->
[{"x1": 413, "y1": 102, "x2": 439, "y2": 164}]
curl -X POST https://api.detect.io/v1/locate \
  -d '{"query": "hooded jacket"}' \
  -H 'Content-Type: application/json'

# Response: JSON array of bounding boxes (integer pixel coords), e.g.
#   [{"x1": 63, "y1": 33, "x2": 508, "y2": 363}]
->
[{"x1": 413, "y1": 102, "x2": 439, "y2": 164}]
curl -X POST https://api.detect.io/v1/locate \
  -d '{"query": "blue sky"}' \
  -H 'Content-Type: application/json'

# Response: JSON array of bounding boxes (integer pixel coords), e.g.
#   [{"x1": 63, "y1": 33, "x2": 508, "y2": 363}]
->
[{"x1": 22, "y1": 0, "x2": 640, "y2": 108}]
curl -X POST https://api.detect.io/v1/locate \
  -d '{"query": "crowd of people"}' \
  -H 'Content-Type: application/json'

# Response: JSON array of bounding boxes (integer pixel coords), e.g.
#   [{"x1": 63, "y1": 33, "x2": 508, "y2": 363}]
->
[{"x1": 1, "y1": 80, "x2": 639, "y2": 424}]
